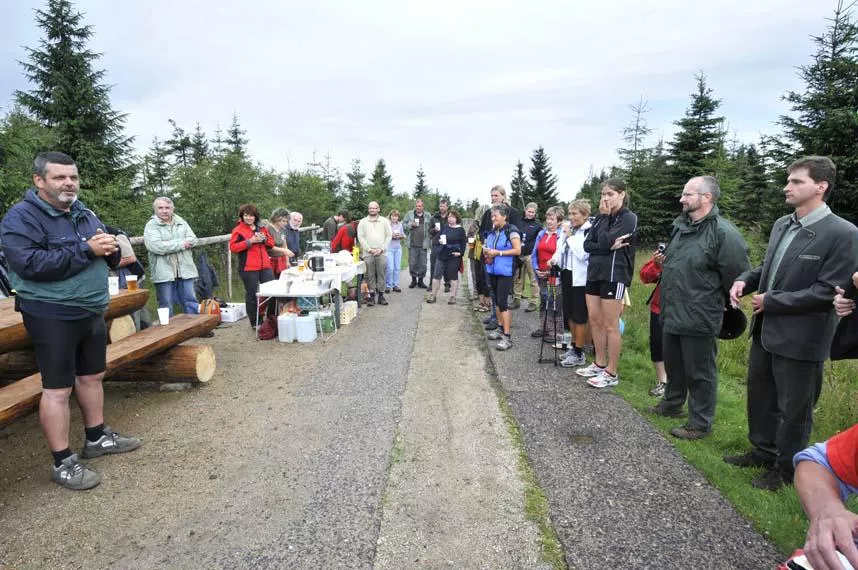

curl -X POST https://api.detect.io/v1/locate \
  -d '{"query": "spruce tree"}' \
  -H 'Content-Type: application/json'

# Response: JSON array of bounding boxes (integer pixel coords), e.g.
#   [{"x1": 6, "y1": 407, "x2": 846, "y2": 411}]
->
[
  {"x1": 0, "y1": 108, "x2": 58, "y2": 212},
  {"x1": 15, "y1": 0, "x2": 133, "y2": 187},
  {"x1": 345, "y1": 158, "x2": 368, "y2": 217},
  {"x1": 368, "y1": 158, "x2": 394, "y2": 204},
  {"x1": 225, "y1": 113, "x2": 249, "y2": 158},
  {"x1": 773, "y1": 0, "x2": 858, "y2": 223},
  {"x1": 528, "y1": 146, "x2": 559, "y2": 214},
  {"x1": 509, "y1": 160, "x2": 531, "y2": 211},
  {"x1": 142, "y1": 137, "x2": 172, "y2": 195},
  {"x1": 166, "y1": 119, "x2": 192, "y2": 168},
  {"x1": 190, "y1": 123, "x2": 209, "y2": 166},
  {"x1": 668, "y1": 74, "x2": 725, "y2": 185},
  {"x1": 413, "y1": 166, "x2": 429, "y2": 199}
]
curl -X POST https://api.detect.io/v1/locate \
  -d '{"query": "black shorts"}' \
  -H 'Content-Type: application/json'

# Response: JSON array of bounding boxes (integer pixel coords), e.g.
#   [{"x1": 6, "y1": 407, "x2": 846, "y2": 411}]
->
[
  {"x1": 585, "y1": 280, "x2": 626, "y2": 301},
  {"x1": 650, "y1": 311, "x2": 664, "y2": 362},
  {"x1": 489, "y1": 274, "x2": 513, "y2": 311},
  {"x1": 433, "y1": 257, "x2": 460, "y2": 282},
  {"x1": 561, "y1": 271, "x2": 588, "y2": 325},
  {"x1": 21, "y1": 313, "x2": 107, "y2": 389}
]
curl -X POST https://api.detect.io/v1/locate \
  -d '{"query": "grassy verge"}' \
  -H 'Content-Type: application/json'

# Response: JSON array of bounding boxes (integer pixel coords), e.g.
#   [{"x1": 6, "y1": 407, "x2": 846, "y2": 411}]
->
[{"x1": 612, "y1": 253, "x2": 858, "y2": 555}]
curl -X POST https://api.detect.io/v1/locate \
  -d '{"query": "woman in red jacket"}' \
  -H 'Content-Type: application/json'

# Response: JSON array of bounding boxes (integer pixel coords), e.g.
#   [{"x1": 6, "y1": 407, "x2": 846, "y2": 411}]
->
[
  {"x1": 229, "y1": 204, "x2": 275, "y2": 329},
  {"x1": 639, "y1": 246, "x2": 668, "y2": 396},
  {"x1": 331, "y1": 219, "x2": 358, "y2": 253}
]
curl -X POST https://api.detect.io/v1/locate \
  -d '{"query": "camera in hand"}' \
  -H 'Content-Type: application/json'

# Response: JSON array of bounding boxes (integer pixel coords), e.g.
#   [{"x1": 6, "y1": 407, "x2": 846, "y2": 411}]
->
[{"x1": 657, "y1": 242, "x2": 667, "y2": 253}]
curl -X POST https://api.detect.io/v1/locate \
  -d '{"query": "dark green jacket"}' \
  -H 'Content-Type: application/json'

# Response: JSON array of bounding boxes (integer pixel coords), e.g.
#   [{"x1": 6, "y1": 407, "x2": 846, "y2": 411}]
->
[{"x1": 660, "y1": 206, "x2": 750, "y2": 336}]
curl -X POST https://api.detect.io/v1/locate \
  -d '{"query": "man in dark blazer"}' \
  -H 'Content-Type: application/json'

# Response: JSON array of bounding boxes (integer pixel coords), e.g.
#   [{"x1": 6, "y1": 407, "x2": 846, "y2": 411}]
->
[{"x1": 727, "y1": 156, "x2": 858, "y2": 491}]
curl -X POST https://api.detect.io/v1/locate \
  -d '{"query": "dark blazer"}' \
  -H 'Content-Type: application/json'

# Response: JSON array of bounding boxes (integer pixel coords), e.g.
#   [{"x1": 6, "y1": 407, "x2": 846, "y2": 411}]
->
[{"x1": 738, "y1": 209, "x2": 858, "y2": 361}]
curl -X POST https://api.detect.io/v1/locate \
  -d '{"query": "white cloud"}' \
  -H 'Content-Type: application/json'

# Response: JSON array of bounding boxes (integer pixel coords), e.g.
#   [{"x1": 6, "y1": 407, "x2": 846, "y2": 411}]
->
[{"x1": 0, "y1": 0, "x2": 834, "y2": 204}]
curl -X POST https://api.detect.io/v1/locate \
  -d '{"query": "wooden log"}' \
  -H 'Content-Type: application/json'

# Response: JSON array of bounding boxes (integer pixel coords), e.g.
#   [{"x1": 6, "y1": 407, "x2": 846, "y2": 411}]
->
[
  {"x1": 109, "y1": 345, "x2": 216, "y2": 384},
  {"x1": 0, "y1": 350, "x2": 38, "y2": 384},
  {"x1": 0, "y1": 289, "x2": 149, "y2": 354},
  {"x1": 108, "y1": 315, "x2": 137, "y2": 344},
  {"x1": 0, "y1": 313, "x2": 218, "y2": 427}
]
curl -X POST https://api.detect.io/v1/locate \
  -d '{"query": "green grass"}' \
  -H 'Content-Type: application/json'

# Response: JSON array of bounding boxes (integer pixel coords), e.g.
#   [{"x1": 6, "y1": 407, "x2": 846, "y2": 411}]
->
[{"x1": 611, "y1": 252, "x2": 858, "y2": 555}]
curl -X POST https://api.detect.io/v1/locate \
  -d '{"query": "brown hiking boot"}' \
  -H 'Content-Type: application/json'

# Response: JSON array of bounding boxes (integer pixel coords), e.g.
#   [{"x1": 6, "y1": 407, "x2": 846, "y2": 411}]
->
[{"x1": 670, "y1": 424, "x2": 711, "y2": 440}]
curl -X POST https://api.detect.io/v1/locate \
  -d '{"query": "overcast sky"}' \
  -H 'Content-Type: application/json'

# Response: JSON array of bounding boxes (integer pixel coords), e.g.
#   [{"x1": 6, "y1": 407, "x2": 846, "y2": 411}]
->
[{"x1": 0, "y1": 1, "x2": 833, "y2": 203}]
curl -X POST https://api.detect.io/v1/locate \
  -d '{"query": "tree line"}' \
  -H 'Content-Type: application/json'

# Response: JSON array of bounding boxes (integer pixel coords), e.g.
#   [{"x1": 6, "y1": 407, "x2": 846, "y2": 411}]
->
[
  {"x1": 1, "y1": 0, "x2": 857, "y2": 249},
  {"x1": 578, "y1": 1, "x2": 858, "y2": 252}
]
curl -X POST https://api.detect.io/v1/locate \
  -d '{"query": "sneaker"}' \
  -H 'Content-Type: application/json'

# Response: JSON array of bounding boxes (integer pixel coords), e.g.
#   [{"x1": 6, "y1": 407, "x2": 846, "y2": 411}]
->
[
  {"x1": 482, "y1": 315, "x2": 494, "y2": 325},
  {"x1": 576, "y1": 363, "x2": 605, "y2": 378},
  {"x1": 524, "y1": 304, "x2": 538, "y2": 313},
  {"x1": 648, "y1": 382, "x2": 667, "y2": 397},
  {"x1": 723, "y1": 451, "x2": 774, "y2": 468},
  {"x1": 559, "y1": 353, "x2": 587, "y2": 368},
  {"x1": 670, "y1": 424, "x2": 711, "y2": 440},
  {"x1": 484, "y1": 320, "x2": 498, "y2": 330},
  {"x1": 425, "y1": 294, "x2": 437, "y2": 304},
  {"x1": 385, "y1": 287, "x2": 391, "y2": 293},
  {"x1": 393, "y1": 286, "x2": 402, "y2": 293},
  {"x1": 51, "y1": 453, "x2": 101, "y2": 490},
  {"x1": 511, "y1": 299, "x2": 521, "y2": 309},
  {"x1": 496, "y1": 337, "x2": 512, "y2": 351},
  {"x1": 366, "y1": 295, "x2": 376, "y2": 307},
  {"x1": 486, "y1": 329, "x2": 502, "y2": 340},
  {"x1": 558, "y1": 348, "x2": 575, "y2": 360},
  {"x1": 587, "y1": 371, "x2": 619, "y2": 388},
  {"x1": 447, "y1": 297, "x2": 456, "y2": 305},
  {"x1": 82, "y1": 427, "x2": 142, "y2": 459}
]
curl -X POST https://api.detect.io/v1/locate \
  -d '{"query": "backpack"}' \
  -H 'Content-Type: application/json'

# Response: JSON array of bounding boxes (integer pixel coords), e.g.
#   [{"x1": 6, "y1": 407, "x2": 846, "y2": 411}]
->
[
  {"x1": 199, "y1": 298, "x2": 222, "y2": 319},
  {"x1": 257, "y1": 315, "x2": 278, "y2": 340}
]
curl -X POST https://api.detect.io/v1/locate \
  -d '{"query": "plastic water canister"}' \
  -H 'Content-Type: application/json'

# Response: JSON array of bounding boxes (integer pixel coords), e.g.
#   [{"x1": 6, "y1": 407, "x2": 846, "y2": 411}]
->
[
  {"x1": 277, "y1": 313, "x2": 297, "y2": 343},
  {"x1": 296, "y1": 315, "x2": 318, "y2": 343}
]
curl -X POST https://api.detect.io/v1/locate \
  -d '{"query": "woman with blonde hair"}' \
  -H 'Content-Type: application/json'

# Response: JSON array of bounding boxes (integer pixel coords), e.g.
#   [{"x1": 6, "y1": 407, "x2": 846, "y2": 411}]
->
[
  {"x1": 578, "y1": 179, "x2": 637, "y2": 388},
  {"x1": 385, "y1": 209, "x2": 405, "y2": 293},
  {"x1": 553, "y1": 199, "x2": 592, "y2": 367},
  {"x1": 478, "y1": 185, "x2": 521, "y2": 330}
]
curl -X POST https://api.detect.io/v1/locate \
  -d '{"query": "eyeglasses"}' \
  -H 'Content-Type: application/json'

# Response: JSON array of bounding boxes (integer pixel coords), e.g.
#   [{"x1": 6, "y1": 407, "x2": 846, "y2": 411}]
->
[{"x1": 680, "y1": 192, "x2": 704, "y2": 198}]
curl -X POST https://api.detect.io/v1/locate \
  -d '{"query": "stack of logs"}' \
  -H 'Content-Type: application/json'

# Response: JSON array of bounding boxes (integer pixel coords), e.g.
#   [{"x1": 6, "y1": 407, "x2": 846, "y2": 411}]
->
[{"x1": 0, "y1": 289, "x2": 219, "y2": 427}]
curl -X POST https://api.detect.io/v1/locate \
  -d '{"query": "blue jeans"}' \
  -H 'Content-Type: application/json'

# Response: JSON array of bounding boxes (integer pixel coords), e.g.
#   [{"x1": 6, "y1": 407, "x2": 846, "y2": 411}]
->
[
  {"x1": 386, "y1": 248, "x2": 402, "y2": 288},
  {"x1": 155, "y1": 278, "x2": 199, "y2": 316}
]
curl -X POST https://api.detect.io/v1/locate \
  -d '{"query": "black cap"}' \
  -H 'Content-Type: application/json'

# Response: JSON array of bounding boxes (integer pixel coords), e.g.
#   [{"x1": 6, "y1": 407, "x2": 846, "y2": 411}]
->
[{"x1": 719, "y1": 305, "x2": 748, "y2": 340}]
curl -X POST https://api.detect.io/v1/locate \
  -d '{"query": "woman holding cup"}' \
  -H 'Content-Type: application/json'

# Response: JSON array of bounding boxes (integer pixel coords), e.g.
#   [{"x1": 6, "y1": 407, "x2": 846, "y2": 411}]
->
[
  {"x1": 229, "y1": 204, "x2": 275, "y2": 329},
  {"x1": 578, "y1": 179, "x2": 638, "y2": 388},
  {"x1": 385, "y1": 209, "x2": 405, "y2": 293},
  {"x1": 426, "y1": 210, "x2": 466, "y2": 304},
  {"x1": 483, "y1": 204, "x2": 522, "y2": 350}
]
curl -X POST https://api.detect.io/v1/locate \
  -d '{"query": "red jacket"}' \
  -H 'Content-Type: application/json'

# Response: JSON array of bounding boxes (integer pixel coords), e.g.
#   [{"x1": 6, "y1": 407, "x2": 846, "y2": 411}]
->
[
  {"x1": 639, "y1": 257, "x2": 662, "y2": 314},
  {"x1": 331, "y1": 221, "x2": 358, "y2": 253},
  {"x1": 229, "y1": 222, "x2": 275, "y2": 271}
]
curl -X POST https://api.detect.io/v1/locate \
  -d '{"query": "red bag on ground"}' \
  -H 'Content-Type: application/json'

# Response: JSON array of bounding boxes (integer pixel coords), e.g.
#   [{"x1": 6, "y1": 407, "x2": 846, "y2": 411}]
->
[{"x1": 257, "y1": 315, "x2": 278, "y2": 340}]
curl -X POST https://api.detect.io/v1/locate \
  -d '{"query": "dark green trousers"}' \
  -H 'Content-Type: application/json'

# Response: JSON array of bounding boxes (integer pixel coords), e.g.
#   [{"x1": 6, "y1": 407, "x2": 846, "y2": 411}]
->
[{"x1": 661, "y1": 333, "x2": 719, "y2": 431}]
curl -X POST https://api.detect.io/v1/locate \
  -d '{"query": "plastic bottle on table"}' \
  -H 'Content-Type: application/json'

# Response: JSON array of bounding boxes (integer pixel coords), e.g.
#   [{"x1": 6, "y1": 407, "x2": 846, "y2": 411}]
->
[{"x1": 352, "y1": 245, "x2": 360, "y2": 263}]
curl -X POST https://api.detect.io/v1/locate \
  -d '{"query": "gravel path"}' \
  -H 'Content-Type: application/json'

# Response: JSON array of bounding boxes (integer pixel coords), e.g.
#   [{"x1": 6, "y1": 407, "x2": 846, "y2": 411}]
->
[
  {"x1": 484, "y1": 297, "x2": 783, "y2": 569},
  {"x1": 374, "y1": 291, "x2": 545, "y2": 569}
]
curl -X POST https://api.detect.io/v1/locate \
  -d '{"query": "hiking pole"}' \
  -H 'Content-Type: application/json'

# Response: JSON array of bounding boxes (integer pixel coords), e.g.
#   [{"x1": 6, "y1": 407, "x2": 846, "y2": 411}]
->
[{"x1": 538, "y1": 273, "x2": 560, "y2": 366}]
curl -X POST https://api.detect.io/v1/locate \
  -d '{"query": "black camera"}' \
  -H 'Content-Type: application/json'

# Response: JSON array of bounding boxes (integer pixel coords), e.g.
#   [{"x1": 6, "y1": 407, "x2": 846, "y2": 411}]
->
[
  {"x1": 657, "y1": 243, "x2": 667, "y2": 253},
  {"x1": 550, "y1": 265, "x2": 561, "y2": 277}
]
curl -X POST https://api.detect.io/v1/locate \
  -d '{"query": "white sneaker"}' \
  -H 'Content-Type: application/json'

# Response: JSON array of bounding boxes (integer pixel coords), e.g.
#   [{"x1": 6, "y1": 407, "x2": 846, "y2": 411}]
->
[
  {"x1": 559, "y1": 353, "x2": 587, "y2": 368},
  {"x1": 587, "y1": 371, "x2": 619, "y2": 388},
  {"x1": 575, "y1": 363, "x2": 605, "y2": 377},
  {"x1": 559, "y1": 348, "x2": 575, "y2": 360}
]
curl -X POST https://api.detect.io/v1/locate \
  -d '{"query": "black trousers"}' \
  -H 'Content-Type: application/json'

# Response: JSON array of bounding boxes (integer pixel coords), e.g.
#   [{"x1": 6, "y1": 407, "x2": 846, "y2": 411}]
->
[
  {"x1": 239, "y1": 269, "x2": 274, "y2": 328},
  {"x1": 430, "y1": 246, "x2": 449, "y2": 285},
  {"x1": 747, "y1": 335, "x2": 823, "y2": 479}
]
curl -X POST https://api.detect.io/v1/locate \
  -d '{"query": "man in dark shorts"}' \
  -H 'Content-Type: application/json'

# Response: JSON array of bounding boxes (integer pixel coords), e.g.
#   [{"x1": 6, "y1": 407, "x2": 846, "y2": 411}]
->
[{"x1": 1, "y1": 152, "x2": 142, "y2": 490}]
